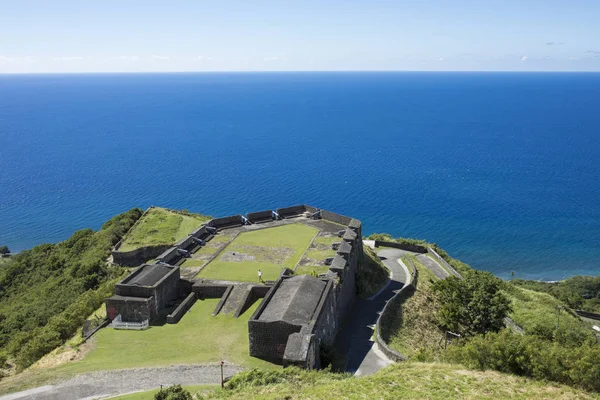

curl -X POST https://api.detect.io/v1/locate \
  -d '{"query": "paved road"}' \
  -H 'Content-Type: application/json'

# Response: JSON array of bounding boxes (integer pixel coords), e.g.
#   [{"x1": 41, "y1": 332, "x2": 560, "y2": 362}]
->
[
  {"x1": 0, "y1": 364, "x2": 243, "y2": 400},
  {"x1": 335, "y1": 248, "x2": 412, "y2": 376},
  {"x1": 416, "y1": 253, "x2": 449, "y2": 279}
]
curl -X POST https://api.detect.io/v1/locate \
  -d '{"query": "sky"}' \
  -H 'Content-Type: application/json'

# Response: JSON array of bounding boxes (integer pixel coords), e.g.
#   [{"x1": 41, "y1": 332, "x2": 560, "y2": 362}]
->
[{"x1": 1, "y1": 0, "x2": 599, "y2": 73}]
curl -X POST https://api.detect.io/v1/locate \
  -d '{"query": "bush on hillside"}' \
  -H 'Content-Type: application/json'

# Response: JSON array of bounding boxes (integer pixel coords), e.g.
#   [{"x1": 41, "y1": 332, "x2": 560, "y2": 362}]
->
[
  {"x1": 446, "y1": 330, "x2": 600, "y2": 392},
  {"x1": 155, "y1": 384, "x2": 192, "y2": 400},
  {"x1": 0, "y1": 246, "x2": 9, "y2": 255},
  {"x1": 432, "y1": 270, "x2": 511, "y2": 336}
]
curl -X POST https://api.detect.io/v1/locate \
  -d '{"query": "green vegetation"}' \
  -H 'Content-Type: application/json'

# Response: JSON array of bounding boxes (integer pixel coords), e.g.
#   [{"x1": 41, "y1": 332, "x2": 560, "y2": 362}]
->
[
  {"x1": 119, "y1": 207, "x2": 210, "y2": 252},
  {"x1": 356, "y1": 246, "x2": 389, "y2": 298},
  {"x1": 445, "y1": 330, "x2": 600, "y2": 393},
  {"x1": 433, "y1": 270, "x2": 511, "y2": 336},
  {"x1": 0, "y1": 209, "x2": 141, "y2": 371},
  {"x1": 386, "y1": 256, "x2": 442, "y2": 359},
  {"x1": 107, "y1": 385, "x2": 215, "y2": 400},
  {"x1": 511, "y1": 276, "x2": 600, "y2": 313},
  {"x1": 51, "y1": 298, "x2": 272, "y2": 376},
  {"x1": 199, "y1": 364, "x2": 598, "y2": 399},
  {"x1": 0, "y1": 246, "x2": 9, "y2": 255},
  {"x1": 197, "y1": 224, "x2": 317, "y2": 282},
  {"x1": 294, "y1": 265, "x2": 330, "y2": 276}
]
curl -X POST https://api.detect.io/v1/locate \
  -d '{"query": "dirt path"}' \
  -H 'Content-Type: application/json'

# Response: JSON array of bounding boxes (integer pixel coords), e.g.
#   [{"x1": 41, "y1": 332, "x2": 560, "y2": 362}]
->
[{"x1": 0, "y1": 364, "x2": 244, "y2": 400}]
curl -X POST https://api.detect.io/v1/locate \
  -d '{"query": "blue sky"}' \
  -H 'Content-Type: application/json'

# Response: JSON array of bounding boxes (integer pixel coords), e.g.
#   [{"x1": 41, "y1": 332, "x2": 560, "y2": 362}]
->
[{"x1": 1, "y1": 0, "x2": 599, "y2": 73}]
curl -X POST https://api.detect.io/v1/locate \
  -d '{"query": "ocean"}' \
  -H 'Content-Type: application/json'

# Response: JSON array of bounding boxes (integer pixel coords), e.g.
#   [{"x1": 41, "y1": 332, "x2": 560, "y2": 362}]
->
[{"x1": 0, "y1": 72, "x2": 599, "y2": 280}]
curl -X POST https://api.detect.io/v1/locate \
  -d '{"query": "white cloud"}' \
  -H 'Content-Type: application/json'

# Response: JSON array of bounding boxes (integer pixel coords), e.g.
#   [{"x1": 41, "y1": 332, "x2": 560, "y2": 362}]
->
[
  {"x1": 520, "y1": 56, "x2": 528, "y2": 62},
  {"x1": 152, "y1": 55, "x2": 170, "y2": 60},
  {"x1": 437, "y1": 56, "x2": 444, "y2": 61},
  {"x1": 53, "y1": 56, "x2": 83, "y2": 61},
  {"x1": 263, "y1": 56, "x2": 280, "y2": 62}
]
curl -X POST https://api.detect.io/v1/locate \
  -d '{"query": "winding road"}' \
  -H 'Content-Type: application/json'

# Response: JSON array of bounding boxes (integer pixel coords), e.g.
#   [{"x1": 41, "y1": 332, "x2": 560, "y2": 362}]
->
[{"x1": 335, "y1": 247, "x2": 413, "y2": 376}]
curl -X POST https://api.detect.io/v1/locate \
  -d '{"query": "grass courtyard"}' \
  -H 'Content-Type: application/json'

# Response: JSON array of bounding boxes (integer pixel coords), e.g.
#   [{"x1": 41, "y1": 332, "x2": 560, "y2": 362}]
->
[
  {"x1": 196, "y1": 224, "x2": 318, "y2": 282},
  {"x1": 51, "y1": 298, "x2": 272, "y2": 377},
  {"x1": 119, "y1": 207, "x2": 210, "y2": 252}
]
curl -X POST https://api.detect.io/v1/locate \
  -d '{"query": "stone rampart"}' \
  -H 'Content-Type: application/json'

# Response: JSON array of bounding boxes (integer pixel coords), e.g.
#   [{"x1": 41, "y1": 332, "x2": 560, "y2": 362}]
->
[
  {"x1": 167, "y1": 292, "x2": 197, "y2": 324},
  {"x1": 192, "y1": 281, "x2": 231, "y2": 299},
  {"x1": 249, "y1": 319, "x2": 303, "y2": 363},
  {"x1": 235, "y1": 285, "x2": 271, "y2": 318},
  {"x1": 374, "y1": 240, "x2": 428, "y2": 254},
  {"x1": 375, "y1": 258, "x2": 418, "y2": 362},
  {"x1": 247, "y1": 210, "x2": 274, "y2": 224},
  {"x1": 208, "y1": 215, "x2": 244, "y2": 230},
  {"x1": 320, "y1": 210, "x2": 352, "y2": 226},
  {"x1": 106, "y1": 296, "x2": 155, "y2": 323},
  {"x1": 157, "y1": 247, "x2": 183, "y2": 265},
  {"x1": 276, "y1": 205, "x2": 308, "y2": 218},
  {"x1": 112, "y1": 244, "x2": 172, "y2": 267}
]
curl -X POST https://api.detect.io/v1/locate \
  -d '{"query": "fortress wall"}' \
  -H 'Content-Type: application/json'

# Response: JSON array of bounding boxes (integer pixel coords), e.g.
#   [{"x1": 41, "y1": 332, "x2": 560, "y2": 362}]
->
[
  {"x1": 248, "y1": 320, "x2": 303, "y2": 363},
  {"x1": 320, "y1": 210, "x2": 352, "y2": 226},
  {"x1": 112, "y1": 244, "x2": 171, "y2": 267},
  {"x1": 208, "y1": 215, "x2": 244, "y2": 230},
  {"x1": 157, "y1": 247, "x2": 183, "y2": 265},
  {"x1": 167, "y1": 292, "x2": 197, "y2": 324},
  {"x1": 283, "y1": 332, "x2": 319, "y2": 369},
  {"x1": 374, "y1": 240, "x2": 427, "y2": 254},
  {"x1": 192, "y1": 283, "x2": 230, "y2": 299},
  {"x1": 235, "y1": 285, "x2": 271, "y2": 318},
  {"x1": 152, "y1": 266, "x2": 181, "y2": 315},
  {"x1": 276, "y1": 205, "x2": 307, "y2": 218},
  {"x1": 175, "y1": 235, "x2": 196, "y2": 252},
  {"x1": 106, "y1": 296, "x2": 155, "y2": 323},
  {"x1": 247, "y1": 210, "x2": 274, "y2": 223}
]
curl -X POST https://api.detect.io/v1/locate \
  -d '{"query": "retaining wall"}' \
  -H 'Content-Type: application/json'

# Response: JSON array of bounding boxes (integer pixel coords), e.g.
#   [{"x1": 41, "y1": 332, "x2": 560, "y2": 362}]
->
[
  {"x1": 375, "y1": 258, "x2": 418, "y2": 362},
  {"x1": 374, "y1": 240, "x2": 427, "y2": 254},
  {"x1": 193, "y1": 281, "x2": 232, "y2": 299},
  {"x1": 276, "y1": 205, "x2": 308, "y2": 218},
  {"x1": 235, "y1": 285, "x2": 271, "y2": 318},
  {"x1": 167, "y1": 292, "x2": 197, "y2": 324}
]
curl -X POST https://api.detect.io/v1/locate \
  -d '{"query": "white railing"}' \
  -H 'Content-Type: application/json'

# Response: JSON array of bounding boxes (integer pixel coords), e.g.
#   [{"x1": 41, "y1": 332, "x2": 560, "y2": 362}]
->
[{"x1": 111, "y1": 314, "x2": 149, "y2": 330}]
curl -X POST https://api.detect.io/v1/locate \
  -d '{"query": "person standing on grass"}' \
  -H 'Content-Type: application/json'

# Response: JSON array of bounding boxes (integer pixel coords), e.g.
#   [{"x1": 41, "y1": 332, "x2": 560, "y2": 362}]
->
[{"x1": 258, "y1": 269, "x2": 263, "y2": 283}]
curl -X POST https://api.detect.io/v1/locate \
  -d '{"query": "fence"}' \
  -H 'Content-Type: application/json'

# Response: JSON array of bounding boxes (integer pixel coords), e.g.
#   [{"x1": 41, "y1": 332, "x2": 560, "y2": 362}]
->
[{"x1": 111, "y1": 314, "x2": 149, "y2": 330}]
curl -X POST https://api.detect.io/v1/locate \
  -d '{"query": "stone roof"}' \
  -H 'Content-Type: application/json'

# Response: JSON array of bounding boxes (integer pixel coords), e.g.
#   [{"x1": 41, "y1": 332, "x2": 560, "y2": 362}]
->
[
  {"x1": 127, "y1": 264, "x2": 174, "y2": 287},
  {"x1": 258, "y1": 275, "x2": 327, "y2": 326}
]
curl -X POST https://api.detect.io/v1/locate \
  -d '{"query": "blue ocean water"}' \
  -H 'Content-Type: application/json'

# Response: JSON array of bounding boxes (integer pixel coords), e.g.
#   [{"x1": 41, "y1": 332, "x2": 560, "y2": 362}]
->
[{"x1": 1, "y1": 72, "x2": 599, "y2": 280}]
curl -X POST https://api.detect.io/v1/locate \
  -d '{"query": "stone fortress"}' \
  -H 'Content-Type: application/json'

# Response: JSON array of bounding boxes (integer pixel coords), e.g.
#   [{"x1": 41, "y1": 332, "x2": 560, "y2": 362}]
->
[{"x1": 106, "y1": 205, "x2": 363, "y2": 368}]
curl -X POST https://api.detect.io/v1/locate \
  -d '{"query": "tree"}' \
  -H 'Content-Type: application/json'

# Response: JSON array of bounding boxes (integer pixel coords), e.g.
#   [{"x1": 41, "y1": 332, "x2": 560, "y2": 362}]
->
[
  {"x1": 432, "y1": 270, "x2": 512, "y2": 336},
  {"x1": 0, "y1": 246, "x2": 9, "y2": 255}
]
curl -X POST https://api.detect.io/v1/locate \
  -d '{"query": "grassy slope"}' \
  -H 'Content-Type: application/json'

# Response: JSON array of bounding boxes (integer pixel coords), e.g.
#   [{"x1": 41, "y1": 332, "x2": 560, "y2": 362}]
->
[
  {"x1": 197, "y1": 224, "x2": 317, "y2": 282},
  {"x1": 354, "y1": 246, "x2": 389, "y2": 298},
  {"x1": 119, "y1": 208, "x2": 210, "y2": 251},
  {"x1": 201, "y1": 363, "x2": 599, "y2": 400},
  {"x1": 386, "y1": 256, "x2": 443, "y2": 358},
  {"x1": 107, "y1": 385, "x2": 216, "y2": 400},
  {"x1": 51, "y1": 298, "x2": 273, "y2": 376}
]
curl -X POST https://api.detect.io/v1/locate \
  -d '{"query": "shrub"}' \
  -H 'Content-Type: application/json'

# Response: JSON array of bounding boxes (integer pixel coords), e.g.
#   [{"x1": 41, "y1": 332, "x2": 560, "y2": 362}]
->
[
  {"x1": 0, "y1": 246, "x2": 9, "y2": 255},
  {"x1": 155, "y1": 384, "x2": 192, "y2": 400},
  {"x1": 432, "y1": 270, "x2": 511, "y2": 336}
]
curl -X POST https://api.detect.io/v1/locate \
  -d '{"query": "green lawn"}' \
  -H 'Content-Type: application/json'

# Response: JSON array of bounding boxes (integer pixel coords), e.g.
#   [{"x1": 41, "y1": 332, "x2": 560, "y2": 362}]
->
[
  {"x1": 295, "y1": 265, "x2": 331, "y2": 276},
  {"x1": 196, "y1": 224, "x2": 318, "y2": 282},
  {"x1": 119, "y1": 207, "x2": 210, "y2": 252},
  {"x1": 107, "y1": 385, "x2": 216, "y2": 400},
  {"x1": 50, "y1": 298, "x2": 273, "y2": 377}
]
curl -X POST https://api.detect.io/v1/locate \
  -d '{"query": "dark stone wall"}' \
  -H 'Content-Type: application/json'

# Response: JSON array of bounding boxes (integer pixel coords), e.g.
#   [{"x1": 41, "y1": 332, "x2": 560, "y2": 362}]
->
[
  {"x1": 235, "y1": 285, "x2": 271, "y2": 317},
  {"x1": 247, "y1": 210, "x2": 274, "y2": 223},
  {"x1": 112, "y1": 244, "x2": 172, "y2": 267},
  {"x1": 283, "y1": 332, "x2": 320, "y2": 369},
  {"x1": 320, "y1": 210, "x2": 352, "y2": 226},
  {"x1": 208, "y1": 215, "x2": 243, "y2": 229},
  {"x1": 152, "y1": 267, "x2": 181, "y2": 316},
  {"x1": 276, "y1": 205, "x2": 307, "y2": 218},
  {"x1": 157, "y1": 247, "x2": 183, "y2": 265},
  {"x1": 374, "y1": 240, "x2": 427, "y2": 254},
  {"x1": 106, "y1": 296, "x2": 155, "y2": 323},
  {"x1": 193, "y1": 283, "x2": 230, "y2": 298},
  {"x1": 167, "y1": 292, "x2": 197, "y2": 324},
  {"x1": 248, "y1": 320, "x2": 302, "y2": 363}
]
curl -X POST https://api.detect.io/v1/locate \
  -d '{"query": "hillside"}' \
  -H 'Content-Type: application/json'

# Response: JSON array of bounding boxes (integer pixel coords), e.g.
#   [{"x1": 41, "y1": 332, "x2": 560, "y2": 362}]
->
[
  {"x1": 0, "y1": 209, "x2": 141, "y2": 373},
  {"x1": 198, "y1": 363, "x2": 598, "y2": 400}
]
